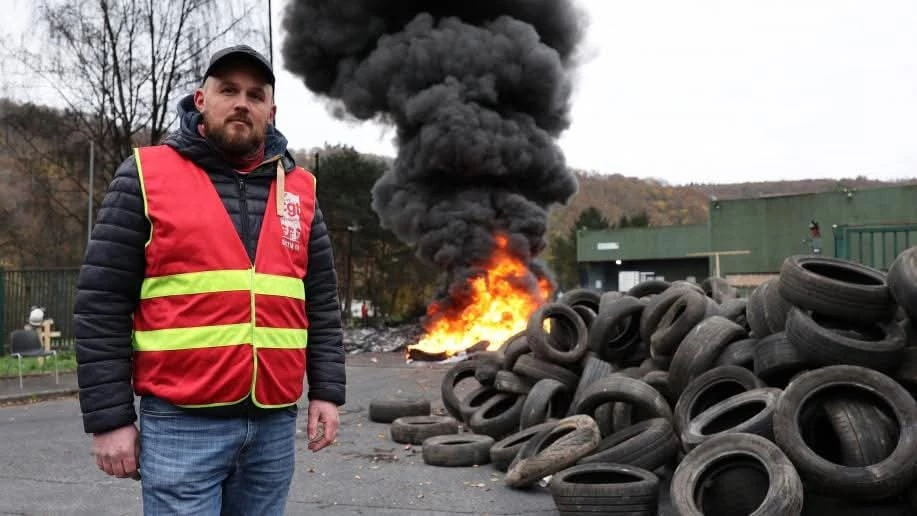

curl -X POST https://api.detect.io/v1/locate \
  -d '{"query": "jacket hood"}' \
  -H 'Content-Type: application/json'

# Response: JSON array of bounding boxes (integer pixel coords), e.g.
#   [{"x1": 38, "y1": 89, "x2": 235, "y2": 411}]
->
[{"x1": 164, "y1": 94, "x2": 295, "y2": 174}]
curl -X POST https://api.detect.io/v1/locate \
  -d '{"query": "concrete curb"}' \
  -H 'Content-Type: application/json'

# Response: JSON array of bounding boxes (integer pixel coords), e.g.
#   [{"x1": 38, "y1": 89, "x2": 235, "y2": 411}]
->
[{"x1": 0, "y1": 387, "x2": 79, "y2": 405}]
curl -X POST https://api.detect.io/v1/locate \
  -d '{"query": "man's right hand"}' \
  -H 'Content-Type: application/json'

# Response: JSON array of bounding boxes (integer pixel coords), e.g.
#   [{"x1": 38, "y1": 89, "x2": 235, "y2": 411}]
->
[{"x1": 92, "y1": 424, "x2": 140, "y2": 480}]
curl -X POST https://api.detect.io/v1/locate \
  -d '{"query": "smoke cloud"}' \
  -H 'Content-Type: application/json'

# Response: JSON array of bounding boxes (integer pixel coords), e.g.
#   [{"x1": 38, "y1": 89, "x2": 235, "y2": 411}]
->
[{"x1": 281, "y1": 0, "x2": 586, "y2": 301}]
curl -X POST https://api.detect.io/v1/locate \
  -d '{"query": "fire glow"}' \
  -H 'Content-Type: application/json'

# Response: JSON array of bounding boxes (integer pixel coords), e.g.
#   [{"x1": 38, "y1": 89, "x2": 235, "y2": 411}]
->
[{"x1": 408, "y1": 235, "x2": 552, "y2": 359}]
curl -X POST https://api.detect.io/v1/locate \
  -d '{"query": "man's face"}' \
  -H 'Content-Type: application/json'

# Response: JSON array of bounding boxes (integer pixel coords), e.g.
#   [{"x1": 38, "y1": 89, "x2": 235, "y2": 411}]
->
[{"x1": 194, "y1": 61, "x2": 276, "y2": 157}]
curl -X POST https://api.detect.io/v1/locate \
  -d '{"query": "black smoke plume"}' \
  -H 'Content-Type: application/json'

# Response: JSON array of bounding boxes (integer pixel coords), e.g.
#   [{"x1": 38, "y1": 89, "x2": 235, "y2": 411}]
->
[{"x1": 281, "y1": 0, "x2": 586, "y2": 309}]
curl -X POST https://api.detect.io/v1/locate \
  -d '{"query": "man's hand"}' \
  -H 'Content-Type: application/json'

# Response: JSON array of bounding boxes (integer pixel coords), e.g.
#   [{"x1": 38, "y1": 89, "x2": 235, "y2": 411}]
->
[
  {"x1": 307, "y1": 399, "x2": 339, "y2": 452},
  {"x1": 92, "y1": 424, "x2": 140, "y2": 480}
]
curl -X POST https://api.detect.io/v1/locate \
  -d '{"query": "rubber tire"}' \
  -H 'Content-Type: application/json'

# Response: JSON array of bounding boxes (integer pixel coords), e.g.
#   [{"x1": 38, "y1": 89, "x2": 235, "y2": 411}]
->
[
  {"x1": 505, "y1": 414, "x2": 601, "y2": 489},
  {"x1": 573, "y1": 375, "x2": 673, "y2": 426},
  {"x1": 489, "y1": 421, "x2": 558, "y2": 472},
  {"x1": 468, "y1": 392, "x2": 526, "y2": 439},
  {"x1": 821, "y1": 397, "x2": 898, "y2": 467},
  {"x1": 520, "y1": 378, "x2": 571, "y2": 429},
  {"x1": 642, "y1": 370, "x2": 676, "y2": 408},
  {"x1": 559, "y1": 288, "x2": 602, "y2": 313},
  {"x1": 681, "y1": 387, "x2": 781, "y2": 451},
  {"x1": 502, "y1": 332, "x2": 532, "y2": 371},
  {"x1": 588, "y1": 295, "x2": 644, "y2": 363},
  {"x1": 786, "y1": 307, "x2": 906, "y2": 372},
  {"x1": 422, "y1": 434, "x2": 494, "y2": 467},
  {"x1": 778, "y1": 255, "x2": 895, "y2": 324},
  {"x1": 528, "y1": 303, "x2": 590, "y2": 365},
  {"x1": 754, "y1": 332, "x2": 810, "y2": 388},
  {"x1": 650, "y1": 289, "x2": 709, "y2": 358},
  {"x1": 441, "y1": 359, "x2": 481, "y2": 421},
  {"x1": 716, "y1": 337, "x2": 758, "y2": 371},
  {"x1": 719, "y1": 298, "x2": 748, "y2": 324},
  {"x1": 671, "y1": 432, "x2": 804, "y2": 516},
  {"x1": 774, "y1": 365, "x2": 917, "y2": 500},
  {"x1": 888, "y1": 246, "x2": 917, "y2": 320},
  {"x1": 390, "y1": 415, "x2": 460, "y2": 445},
  {"x1": 746, "y1": 281, "x2": 772, "y2": 339},
  {"x1": 493, "y1": 370, "x2": 535, "y2": 395},
  {"x1": 513, "y1": 353, "x2": 579, "y2": 390},
  {"x1": 550, "y1": 463, "x2": 660, "y2": 515},
  {"x1": 474, "y1": 360, "x2": 501, "y2": 386},
  {"x1": 567, "y1": 353, "x2": 613, "y2": 417},
  {"x1": 627, "y1": 279, "x2": 672, "y2": 299},
  {"x1": 668, "y1": 316, "x2": 748, "y2": 396},
  {"x1": 674, "y1": 365, "x2": 764, "y2": 435},
  {"x1": 368, "y1": 397, "x2": 430, "y2": 423},
  {"x1": 577, "y1": 417, "x2": 679, "y2": 471},
  {"x1": 571, "y1": 305, "x2": 597, "y2": 331},
  {"x1": 640, "y1": 286, "x2": 697, "y2": 348},
  {"x1": 458, "y1": 385, "x2": 500, "y2": 424},
  {"x1": 763, "y1": 277, "x2": 792, "y2": 334}
]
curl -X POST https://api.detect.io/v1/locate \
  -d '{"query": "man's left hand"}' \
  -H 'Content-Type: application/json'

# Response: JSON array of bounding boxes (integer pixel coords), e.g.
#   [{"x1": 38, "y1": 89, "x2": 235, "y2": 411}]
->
[{"x1": 307, "y1": 399, "x2": 339, "y2": 452}]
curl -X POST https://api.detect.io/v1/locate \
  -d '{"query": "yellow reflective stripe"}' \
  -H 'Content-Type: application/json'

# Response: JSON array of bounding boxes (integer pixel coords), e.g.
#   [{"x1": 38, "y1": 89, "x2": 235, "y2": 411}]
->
[
  {"x1": 133, "y1": 148, "x2": 153, "y2": 248},
  {"x1": 140, "y1": 270, "x2": 250, "y2": 299},
  {"x1": 132, "y1": 325, "x2": 307, "y2": 351},
  {"x1": 133, "y1": 323, "x2": 251, "y2": 351},
  {"x1": 253, "y1": 273, "x2": 305, "y2": 300},
  {"x1": 140, "y1": 270, "x2": 304, "y2": 300},
  {"x1": 255, "y1": 327, "x2": 308, "y2": 349}
]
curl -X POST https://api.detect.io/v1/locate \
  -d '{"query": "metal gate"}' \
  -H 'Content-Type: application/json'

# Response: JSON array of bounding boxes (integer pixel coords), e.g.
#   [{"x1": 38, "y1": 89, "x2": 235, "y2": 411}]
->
[
  {"x1": 834, "y1": 224, "x2": 917, "y2": 271},
  {"x1": 0, "y1": 268, "x2": 80, "y2": 355}
]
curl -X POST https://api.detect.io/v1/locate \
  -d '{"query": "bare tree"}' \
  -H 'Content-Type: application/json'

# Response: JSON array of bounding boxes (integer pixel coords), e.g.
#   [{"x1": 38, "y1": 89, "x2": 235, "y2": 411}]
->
[{"x1": 0, "y1": 0, "x2": 267, "y2": 265}]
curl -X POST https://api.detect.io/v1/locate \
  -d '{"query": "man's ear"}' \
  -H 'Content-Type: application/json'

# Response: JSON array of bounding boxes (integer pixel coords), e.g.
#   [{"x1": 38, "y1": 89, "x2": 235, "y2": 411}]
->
[{"x1": 193, "y1": 87, "x2": 206, "y2": 112}]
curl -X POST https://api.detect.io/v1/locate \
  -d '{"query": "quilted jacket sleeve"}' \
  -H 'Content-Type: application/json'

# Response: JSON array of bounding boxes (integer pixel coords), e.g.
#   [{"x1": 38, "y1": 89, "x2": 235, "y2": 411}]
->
[
  {"x1": 73, "y1": 156, "x2": 149, "y2": 434},
  {"x1": 304, "y1": 201, "x2": 346, "y2": 405}
]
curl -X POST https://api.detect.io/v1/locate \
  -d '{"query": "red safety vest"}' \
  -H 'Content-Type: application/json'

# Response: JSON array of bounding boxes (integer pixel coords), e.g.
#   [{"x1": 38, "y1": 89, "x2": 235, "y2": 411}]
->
[{"x1": 130, "y1": 145, "x2": 315, "y2": 408}]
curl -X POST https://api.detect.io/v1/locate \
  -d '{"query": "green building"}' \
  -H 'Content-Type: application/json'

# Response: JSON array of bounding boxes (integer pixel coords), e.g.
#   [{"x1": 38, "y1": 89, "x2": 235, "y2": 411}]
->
[{"x1": 577, "y1": 184, "x2": 917, "y2": 292}]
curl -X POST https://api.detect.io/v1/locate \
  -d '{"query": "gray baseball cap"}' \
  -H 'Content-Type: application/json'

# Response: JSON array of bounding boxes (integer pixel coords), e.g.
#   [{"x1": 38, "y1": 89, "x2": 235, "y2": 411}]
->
[{"x1": 203, "y1": 44, "x2": 275, "y2": 87}]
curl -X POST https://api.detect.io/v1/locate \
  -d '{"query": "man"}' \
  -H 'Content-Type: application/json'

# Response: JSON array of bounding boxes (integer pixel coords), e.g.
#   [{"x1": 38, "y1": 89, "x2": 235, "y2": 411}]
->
[{"x1": 73, "y1": 45, "x2": 346, "y2": 515}]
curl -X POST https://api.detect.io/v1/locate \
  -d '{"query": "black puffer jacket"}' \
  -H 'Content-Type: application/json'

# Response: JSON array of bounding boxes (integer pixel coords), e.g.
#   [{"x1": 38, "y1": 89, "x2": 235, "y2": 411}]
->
[{"x1": 74, "y1": 95, "x2": 346, "y2": 434}]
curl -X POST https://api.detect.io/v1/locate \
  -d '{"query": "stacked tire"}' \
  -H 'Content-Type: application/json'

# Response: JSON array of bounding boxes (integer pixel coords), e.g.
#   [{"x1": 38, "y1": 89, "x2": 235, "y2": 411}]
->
[{"x1": 377, "y1": 251, "x2": 917, "y2": 515}]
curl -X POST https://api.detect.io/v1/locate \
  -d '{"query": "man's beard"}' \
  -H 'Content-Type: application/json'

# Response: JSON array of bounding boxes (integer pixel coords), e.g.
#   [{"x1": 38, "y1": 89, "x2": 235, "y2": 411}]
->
[{"x1": 203, "y1": 116, "x2": 264, "y2": 158}]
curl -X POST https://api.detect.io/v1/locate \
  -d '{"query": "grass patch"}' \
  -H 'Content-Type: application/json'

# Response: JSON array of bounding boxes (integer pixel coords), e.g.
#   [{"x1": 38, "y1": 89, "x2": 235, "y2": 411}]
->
[{"x1": 0, "y1": 351, "x2": 77, "y2": 377}]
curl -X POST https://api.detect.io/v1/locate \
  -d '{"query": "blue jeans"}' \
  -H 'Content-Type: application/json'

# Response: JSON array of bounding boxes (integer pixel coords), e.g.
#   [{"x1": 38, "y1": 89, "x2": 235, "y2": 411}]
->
[{"x1": 138, "y1": 396, "x2": 298, "y2": 516}]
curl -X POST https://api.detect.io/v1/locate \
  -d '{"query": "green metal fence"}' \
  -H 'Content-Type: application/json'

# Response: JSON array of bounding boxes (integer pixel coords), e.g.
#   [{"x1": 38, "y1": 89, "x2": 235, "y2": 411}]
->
[
  {"x1": 0, "y1": 267, "x2": 80, "y2": 355},
  {"x1": 834, "y1": 224, "x2": 917, "y2": 271}
]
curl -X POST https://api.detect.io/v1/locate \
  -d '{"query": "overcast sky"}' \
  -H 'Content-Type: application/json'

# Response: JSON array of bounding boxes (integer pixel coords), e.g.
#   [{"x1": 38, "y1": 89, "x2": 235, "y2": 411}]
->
[{"x1": 6, "y1": 1, "x2": 917, "y2": 185}]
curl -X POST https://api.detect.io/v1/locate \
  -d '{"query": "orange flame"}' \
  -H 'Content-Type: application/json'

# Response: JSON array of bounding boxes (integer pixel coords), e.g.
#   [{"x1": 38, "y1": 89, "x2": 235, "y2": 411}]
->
[{"x1": 407, "y1": 235, "x2": 552, "y2": 358}]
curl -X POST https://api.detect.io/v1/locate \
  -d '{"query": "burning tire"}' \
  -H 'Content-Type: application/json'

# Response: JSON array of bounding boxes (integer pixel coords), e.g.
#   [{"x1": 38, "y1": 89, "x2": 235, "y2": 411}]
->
[
  {"x1": 368, "y1": 397, "x2": 431, "y2": 423},
  {"x1": 670, "y1": 433, "x2": 804, "y2": 516},
  {"x1": 390, "y1": 415, "x2": 460, "y2": 445},
  {"x1": 422, "y1": 434, "x2": 494, "y2": 467},
  {"x1": 527, "y1": 303, "x2": 589, "y2": 365},
  {"x1": 505, "y1": 414, "x2": 601, "y2": 489},
  {"x1": 549, "y1": 463, "x2": 660, "y2": 516}
]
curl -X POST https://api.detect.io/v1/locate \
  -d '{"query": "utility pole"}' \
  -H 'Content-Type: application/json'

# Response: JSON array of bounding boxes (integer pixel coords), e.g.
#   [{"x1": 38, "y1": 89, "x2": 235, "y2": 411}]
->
[
  {"x1": 267, "y1": 0, "x2": 273, "y2": 67},
  {"x1": 344, "y1": 222, "x2": 360, "y2": 324},
  {"x1": 87, "y1": 140, "x2": 95, "y2": 245}
]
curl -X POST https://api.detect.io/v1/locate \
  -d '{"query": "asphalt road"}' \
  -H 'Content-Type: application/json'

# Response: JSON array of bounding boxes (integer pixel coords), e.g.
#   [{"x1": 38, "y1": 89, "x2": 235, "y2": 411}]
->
[{"x1": 0, "y1": 353, "x2": 562, "y2": 516}]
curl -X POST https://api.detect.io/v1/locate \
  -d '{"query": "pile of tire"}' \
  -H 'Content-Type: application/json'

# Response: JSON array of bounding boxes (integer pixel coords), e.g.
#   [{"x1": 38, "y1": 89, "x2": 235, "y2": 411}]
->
[{"x1": 397, "y1": 251, "x2": 917, "y2": 515}]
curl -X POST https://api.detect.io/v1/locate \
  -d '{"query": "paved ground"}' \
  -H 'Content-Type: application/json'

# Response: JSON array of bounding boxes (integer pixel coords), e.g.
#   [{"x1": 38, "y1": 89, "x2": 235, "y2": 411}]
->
[{"x1": 0, "y1": 353, "x2": 568, "y2": 515}]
